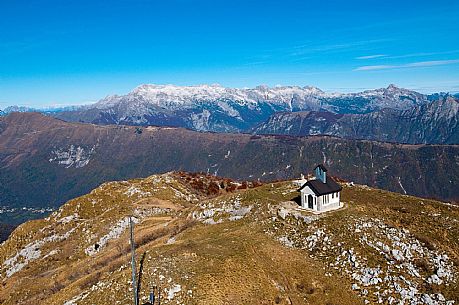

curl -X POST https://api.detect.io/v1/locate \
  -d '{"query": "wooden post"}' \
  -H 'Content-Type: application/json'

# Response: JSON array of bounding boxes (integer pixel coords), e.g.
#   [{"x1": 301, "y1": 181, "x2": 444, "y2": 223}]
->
[{"x1": 130, "y1": 217, "x2": 138, "y2": 305}]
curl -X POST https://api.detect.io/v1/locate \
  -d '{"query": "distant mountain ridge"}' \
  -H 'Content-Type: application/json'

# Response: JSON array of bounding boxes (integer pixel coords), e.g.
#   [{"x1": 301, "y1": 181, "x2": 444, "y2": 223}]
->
[
  {"x1": 0, "y1": 105, "x2": 83, "y2": 116},
  {"x1": 52, "y1": 84, "x2": 431, "y2": 132},
  {"x1": 1, "y1": 113, "x2": 459, "y2": 221},
  {"x1": 253, "y1": 96, "x2": 459, "y2": 144},
  {"x1": 3, "y1": 84, "x2": 456, "y2": 144}
]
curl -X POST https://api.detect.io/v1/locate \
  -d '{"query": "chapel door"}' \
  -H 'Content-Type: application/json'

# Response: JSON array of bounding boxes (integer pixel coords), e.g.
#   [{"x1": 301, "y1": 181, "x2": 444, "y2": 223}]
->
[{"x1": 308, "y1": 195, "x2": 313, "y2": 209}]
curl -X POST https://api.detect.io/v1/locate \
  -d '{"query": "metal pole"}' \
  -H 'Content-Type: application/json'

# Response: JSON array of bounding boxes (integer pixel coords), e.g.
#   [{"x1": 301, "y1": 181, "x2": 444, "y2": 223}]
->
[
  {"x1": 130, "y1": 217, "x2": 138, "y2": 305},
  {"x1": 149, "y1": 280, "x2": 155, "y2": 304}
]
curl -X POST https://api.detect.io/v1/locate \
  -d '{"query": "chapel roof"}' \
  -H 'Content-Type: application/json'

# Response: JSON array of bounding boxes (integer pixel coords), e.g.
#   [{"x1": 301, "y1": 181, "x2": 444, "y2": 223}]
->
[{"x1": 299, "y1": 176, "x2": 342, "y2": 196}]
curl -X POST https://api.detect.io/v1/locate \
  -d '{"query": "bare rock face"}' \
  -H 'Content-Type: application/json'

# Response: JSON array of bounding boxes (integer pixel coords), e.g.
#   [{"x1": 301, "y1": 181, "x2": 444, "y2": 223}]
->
[{"x1": 49, "y1": 145, "x2": 97, "y2": 168}]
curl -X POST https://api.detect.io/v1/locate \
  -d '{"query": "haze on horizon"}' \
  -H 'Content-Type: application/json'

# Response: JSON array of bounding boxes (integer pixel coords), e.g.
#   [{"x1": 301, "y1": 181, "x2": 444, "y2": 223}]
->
[{"x1": 1, "y1": 0, "x2": 458, "y2": 108}]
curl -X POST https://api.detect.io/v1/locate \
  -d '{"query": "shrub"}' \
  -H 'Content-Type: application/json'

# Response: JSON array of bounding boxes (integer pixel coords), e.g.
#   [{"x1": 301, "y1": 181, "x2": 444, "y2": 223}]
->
[
  {"x1": 79, "y1": 272, "x2": 102, "y2": 290},
  {"x1": 414, "y1": 233, "x2": 436, "y2": 251}
]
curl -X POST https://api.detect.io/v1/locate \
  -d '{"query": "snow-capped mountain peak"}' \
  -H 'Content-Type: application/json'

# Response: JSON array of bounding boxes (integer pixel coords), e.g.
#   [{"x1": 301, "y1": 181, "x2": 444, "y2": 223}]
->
[
  {"x1": 386, "y1": 83, "x2": 399, "y2": 90},
  {"x1": 56, "y1": 84, "x2": 431, "y2": 132}
]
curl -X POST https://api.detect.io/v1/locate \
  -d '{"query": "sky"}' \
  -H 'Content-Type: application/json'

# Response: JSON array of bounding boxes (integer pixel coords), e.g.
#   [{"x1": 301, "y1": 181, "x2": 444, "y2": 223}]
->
[{"x1": 1, "y1": 0, "x2": 459, "y2": 108}]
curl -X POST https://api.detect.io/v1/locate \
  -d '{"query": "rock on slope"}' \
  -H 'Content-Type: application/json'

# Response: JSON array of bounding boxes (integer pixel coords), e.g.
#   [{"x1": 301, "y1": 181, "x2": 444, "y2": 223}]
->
[
  {"x1": 254, "y1": 96, "x2": 459, "y2": 144},
  {"x1": 53, "y1": 84, "x2": 429, "y2": 132},
  {"x1": 0, "y1": 172, "x2": 457, "y2": 304}
]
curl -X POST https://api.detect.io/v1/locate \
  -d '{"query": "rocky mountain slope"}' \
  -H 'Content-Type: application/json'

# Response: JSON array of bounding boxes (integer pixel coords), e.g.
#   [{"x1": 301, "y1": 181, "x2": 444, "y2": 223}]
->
[
  {"x1": 52, "y1": 84, "x2": 429, "y2": 132},
  {"x1": 1, "y1": 112, "x2": 458, "y2": 219},
  {"x1": 254, "y1": 96, "x2": 459, "y2": 144},
  {"x1": 0, "y1": 172, "x2": 457, "y2": 304}
]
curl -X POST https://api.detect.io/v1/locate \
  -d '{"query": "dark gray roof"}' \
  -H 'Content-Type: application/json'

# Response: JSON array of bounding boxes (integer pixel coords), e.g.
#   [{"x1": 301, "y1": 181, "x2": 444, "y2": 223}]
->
[
  {"x1": 299, "y1": 176, "x2": 342, "y2": 196},
  {"x1": 314, "y1": 164, "x2": 328, "y2": 172}
]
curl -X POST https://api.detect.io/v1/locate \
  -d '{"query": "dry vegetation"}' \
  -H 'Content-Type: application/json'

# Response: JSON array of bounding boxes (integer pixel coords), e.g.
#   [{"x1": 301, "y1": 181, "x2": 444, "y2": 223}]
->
[{"x1": 0, "y1": 172, "x2": 457, "y2": 304}]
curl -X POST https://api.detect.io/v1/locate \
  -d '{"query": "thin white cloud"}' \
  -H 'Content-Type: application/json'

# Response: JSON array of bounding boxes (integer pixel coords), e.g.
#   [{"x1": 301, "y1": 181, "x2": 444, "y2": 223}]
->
[
  {"x1": 356, "y1": 54, "x2": 387, "y2": 60},
  {"x1": 355, "y1": 50, "x2": 459, "y2": 61},
  {"x1": 288, "y1": 39, "x2": 393, "y2": 57},
  {"x1": 354, "y1": 59, "x2": 459, "y2": 71},
  {"x1": 406, "y1": 59, "x2": 459, "y2": 67},
  {"x1": 355, "y1": 65, "x2": 396, "y2": 71},
  {"x1": 385, "y1": 50, "x2": 459, "y2": 60}
]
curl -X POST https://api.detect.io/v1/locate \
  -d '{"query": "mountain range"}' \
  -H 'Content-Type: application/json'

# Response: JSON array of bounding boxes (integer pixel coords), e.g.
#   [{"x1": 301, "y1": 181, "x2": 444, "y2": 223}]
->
[
  {"x1": 2, "y1": 84, "x2": 458, "y2": 145},
  {"x1": 51, "y1": 84, "x2": 432, "y2": 132},
  {"x1": 254, "y1": 95, "x2": 459, "y2": 144},
  {"x1": 1, "y1": 112, "x2": 458, "y2": 218},
  {"x1": 0, "y1": 105, "x2": 82, "y2": 116},
  {"x1": 1, "y1": 85, "x2": 459, "y2": 237}
]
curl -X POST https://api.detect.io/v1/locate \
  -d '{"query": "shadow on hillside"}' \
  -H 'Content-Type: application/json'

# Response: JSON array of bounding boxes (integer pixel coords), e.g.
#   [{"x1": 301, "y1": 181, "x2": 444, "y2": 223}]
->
[
  {"x1": 292, "y1": 195, "x2": 301, "y2": 206},
  {"x1": 137, "y1": 252, "x2": 146, "y2": 304}
]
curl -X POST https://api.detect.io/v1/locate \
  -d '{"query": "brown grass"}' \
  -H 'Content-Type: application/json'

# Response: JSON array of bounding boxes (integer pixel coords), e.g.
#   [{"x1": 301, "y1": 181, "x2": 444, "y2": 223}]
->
[{"x1": 1, "y1": 177, "x2": 458, "y2": 305}]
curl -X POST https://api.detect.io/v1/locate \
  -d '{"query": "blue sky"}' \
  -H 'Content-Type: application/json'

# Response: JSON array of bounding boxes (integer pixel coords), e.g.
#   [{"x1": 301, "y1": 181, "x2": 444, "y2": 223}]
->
[{"x1": 1, "y1": 0, "x2": 459, "y2": 108}]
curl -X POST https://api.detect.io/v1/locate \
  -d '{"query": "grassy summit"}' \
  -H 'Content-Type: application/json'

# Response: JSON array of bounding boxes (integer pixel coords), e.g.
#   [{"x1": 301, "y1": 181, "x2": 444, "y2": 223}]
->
[{"x1": 0, "y1": 172, "x2": 457, "y2": 304}]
